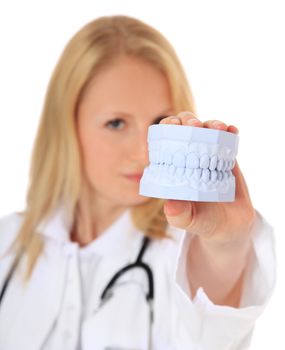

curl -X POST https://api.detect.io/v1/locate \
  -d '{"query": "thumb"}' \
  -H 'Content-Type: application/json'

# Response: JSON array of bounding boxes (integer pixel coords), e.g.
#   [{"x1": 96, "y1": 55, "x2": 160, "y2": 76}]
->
[{"x1": 163, "y1": 200, "x2": 193, "y2": 229}]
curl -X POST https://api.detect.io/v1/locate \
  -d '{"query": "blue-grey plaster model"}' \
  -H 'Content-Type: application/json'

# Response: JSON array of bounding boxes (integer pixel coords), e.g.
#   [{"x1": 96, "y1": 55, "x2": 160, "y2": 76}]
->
[{"x1": 139, "y1": 124, "x2": 239, "y2": 202}]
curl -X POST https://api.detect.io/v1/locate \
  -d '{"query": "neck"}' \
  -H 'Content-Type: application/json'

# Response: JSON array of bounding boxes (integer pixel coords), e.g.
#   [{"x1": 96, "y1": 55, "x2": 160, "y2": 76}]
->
[
  {"x1": 92, "y1": 201, "x2": 127, "y2": 236},
  {"x1": 71, "y1": 189, "x2": 127, "y2": 246}
]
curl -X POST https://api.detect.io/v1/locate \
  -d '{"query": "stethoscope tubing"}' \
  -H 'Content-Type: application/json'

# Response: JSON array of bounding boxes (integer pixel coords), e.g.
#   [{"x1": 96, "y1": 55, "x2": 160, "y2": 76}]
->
[
  {"x1": 100, "y1": 236, "x2": 154, "y2": 302},
  {"x1": 0, "y1": 235, "x2": 154, "y2": 349}
]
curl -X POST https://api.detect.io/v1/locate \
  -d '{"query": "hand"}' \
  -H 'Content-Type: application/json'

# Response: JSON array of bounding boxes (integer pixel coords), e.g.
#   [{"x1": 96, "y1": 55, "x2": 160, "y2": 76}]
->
[
  {"x1": 160, "y1": 111, "x2": 255, "y2": 245},
  {"x1": 160, "y1": 111, "x2": 256, "y2": 306}
]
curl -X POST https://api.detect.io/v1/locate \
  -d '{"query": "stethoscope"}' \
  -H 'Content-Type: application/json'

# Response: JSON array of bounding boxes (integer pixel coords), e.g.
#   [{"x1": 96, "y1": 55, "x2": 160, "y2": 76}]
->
[
  {"x1": 99, "y1": 236, "x2": 154, "y2": 349},
  {"x1": 0, "y1": 236, "x2": 154, "y2": 349}
]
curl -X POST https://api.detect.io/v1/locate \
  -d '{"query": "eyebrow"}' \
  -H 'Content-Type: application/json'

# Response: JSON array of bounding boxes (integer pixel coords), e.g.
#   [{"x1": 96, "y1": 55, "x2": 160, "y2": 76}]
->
[{"x1": 103, "y1": 109, "x2": 173, "y2": 119}]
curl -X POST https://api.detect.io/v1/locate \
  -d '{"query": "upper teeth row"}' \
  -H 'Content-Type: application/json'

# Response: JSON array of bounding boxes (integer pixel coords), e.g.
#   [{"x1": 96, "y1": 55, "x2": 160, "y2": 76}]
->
[{"x1": 149, "y1": 151, "x2": 235, "y2": 172}]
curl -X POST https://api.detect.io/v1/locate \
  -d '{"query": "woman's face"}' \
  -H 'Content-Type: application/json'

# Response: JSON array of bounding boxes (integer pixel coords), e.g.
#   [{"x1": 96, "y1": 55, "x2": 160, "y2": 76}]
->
[{"x1": 77, "y1": 55, "x2": 173, "y2": 212}]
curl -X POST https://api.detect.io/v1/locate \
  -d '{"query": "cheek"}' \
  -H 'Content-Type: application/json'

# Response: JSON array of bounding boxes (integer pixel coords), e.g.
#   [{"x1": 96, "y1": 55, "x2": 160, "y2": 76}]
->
[{"x1": 80, "y1": 133, "x2": 120, "y2": 175}]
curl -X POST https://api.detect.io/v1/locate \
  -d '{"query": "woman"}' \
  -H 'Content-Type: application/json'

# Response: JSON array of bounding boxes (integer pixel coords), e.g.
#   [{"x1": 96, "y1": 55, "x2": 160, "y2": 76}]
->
[{"x1": 0, "y1": 15, "x2": 275, "y2": 349}]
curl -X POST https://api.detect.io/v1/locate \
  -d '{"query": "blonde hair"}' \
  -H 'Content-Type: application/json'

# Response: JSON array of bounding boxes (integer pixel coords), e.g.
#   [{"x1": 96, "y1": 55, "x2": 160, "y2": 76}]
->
[{"x1": 12, "y1": 15, "x2": 196, "y2": 280}]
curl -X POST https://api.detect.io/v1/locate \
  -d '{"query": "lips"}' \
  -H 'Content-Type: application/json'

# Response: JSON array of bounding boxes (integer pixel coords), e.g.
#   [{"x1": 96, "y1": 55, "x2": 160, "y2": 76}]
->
[{"x1": 124, "y1": 173, "x2": 143, "y2": 181}]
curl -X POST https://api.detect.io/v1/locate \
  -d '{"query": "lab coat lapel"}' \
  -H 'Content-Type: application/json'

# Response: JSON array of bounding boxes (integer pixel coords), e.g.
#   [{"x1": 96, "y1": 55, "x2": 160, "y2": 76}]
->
[
  {"x1": 0, "y1": 247, "x2": 67, "y2": 350},
  {"x1": 81, "y1": 265, "x2": 150, "y2": 350}
]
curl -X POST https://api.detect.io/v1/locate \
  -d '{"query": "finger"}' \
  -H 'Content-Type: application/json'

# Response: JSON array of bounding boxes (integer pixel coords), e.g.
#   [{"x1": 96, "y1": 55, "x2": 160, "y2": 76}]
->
[
  {"x1": 231, "y1": 161, "x2": 256, "y2": 226},
  {"x1": 163, "y1": 199, "x2": 193, "y2": 229},
  {"x1": 159, "y1": 116, "x2": 182, "y2": 125},
  {"x1": 176, "y1": 111, "x2": 197, "y2": 119},
  {"x1": 203, "y1": 120, "x2": 228, "y2": 131},
  {"x1": 182, "y1": 115, "x2": 203, "y2": 127},
  {"x1": 175, "y1": 111, "x2": 203, "y2": 127},
  {"x1": 227, "y1": 125, "x2": 239, "y2": 134},
  {"x1": 232, "y1": 161, "x2": 251, "y2": 201}
]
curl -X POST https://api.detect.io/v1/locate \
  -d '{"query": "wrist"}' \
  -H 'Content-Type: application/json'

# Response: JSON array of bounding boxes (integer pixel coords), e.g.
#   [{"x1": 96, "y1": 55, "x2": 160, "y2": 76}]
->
[
  {"x1": 187, "y1": 233, "x2": 254, "y2": 305},
  {"x1": 198, "y1": 207, "x2": 256, "y2": 253}
]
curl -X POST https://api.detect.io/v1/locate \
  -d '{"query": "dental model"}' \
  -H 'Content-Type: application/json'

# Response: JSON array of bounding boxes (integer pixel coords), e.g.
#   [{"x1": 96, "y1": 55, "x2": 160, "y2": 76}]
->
[{"x1": 139, "y1": 124, "x2": 239, "y2": 202}]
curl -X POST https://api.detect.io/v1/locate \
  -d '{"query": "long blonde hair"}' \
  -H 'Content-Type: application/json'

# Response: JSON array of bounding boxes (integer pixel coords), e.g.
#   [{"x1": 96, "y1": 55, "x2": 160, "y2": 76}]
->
[{"x1": 12, "y1": 15, "x2": 196, "y2": 280}]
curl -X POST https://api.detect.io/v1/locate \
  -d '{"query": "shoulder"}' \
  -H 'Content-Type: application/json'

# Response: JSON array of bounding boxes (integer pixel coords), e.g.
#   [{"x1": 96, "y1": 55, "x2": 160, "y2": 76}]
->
[{"x1": 0, "y1": 212, "x2": 24, "y2": 256}]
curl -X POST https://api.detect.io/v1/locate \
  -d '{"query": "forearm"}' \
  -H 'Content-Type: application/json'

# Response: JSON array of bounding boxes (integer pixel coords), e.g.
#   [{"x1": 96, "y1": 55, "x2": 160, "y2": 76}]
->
[{"x1": 187, "y1": 234, "x2": 253, "y2": 307}]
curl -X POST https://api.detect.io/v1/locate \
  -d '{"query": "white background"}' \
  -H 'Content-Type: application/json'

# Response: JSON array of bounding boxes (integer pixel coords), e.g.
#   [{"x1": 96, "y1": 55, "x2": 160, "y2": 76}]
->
[{"x1": 0, "y1": 0, "x2": 284, "y2": 348}]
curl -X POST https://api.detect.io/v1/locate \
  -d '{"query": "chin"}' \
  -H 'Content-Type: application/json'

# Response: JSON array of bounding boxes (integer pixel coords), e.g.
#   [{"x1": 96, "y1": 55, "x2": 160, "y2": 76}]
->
[{"x1": 121, "y1": 193, "x2": 150, "y2": 207}]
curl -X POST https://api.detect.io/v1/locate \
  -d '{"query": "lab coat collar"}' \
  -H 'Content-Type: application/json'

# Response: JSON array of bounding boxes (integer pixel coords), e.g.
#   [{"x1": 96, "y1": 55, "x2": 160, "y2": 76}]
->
[
  {"x1": 37, "y1": 205, "x2": 72, "y2": 243},
  {"x1": 79, "y1": 210, "x2": 140, "y2": 257},
  {"x1": 37, "y1": 206, "x2": 143, "y2": 257}
]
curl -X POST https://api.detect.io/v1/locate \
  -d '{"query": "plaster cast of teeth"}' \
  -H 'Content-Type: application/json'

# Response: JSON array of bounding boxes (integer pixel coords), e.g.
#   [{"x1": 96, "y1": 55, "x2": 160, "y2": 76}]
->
[{"x1": 139, "y1": 124, "x2": 239, "y2": 202}]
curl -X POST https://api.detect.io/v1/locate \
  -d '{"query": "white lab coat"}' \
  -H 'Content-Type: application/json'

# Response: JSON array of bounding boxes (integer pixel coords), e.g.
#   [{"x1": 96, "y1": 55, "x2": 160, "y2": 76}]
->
[{"x1": 0, "y1": 207, "x2": 275, "y2": 350}]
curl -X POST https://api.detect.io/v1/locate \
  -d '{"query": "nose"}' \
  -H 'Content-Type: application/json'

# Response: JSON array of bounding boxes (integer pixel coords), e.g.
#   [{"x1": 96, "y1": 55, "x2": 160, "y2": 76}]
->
[{"x1": 129, "y1": 126, "x2": 149, "y2": 168}]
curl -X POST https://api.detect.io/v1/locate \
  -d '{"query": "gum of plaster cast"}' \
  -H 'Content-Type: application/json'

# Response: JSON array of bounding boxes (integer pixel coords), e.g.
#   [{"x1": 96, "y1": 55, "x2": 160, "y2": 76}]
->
[{"x1": 139, "y1": 124, "x2": 239, "y2": 202}]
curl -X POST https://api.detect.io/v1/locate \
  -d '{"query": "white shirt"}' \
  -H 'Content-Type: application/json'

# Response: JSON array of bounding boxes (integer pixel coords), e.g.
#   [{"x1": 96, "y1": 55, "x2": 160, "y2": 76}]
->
[{"x1": 0, "y1": 208, "x2": 276, "y2": 350}]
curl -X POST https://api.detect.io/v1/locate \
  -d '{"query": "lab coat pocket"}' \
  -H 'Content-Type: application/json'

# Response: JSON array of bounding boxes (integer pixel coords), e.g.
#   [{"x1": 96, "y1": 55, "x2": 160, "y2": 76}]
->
[{"x1": 82, "y1": 282, "x2": 150, "y2": 350}]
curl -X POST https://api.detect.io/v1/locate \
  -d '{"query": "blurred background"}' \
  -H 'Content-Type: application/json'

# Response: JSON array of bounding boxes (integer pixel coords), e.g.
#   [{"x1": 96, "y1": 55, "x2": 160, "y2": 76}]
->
[{"x1": 0, "y1": 0, "x2": 284, "y2": 348}]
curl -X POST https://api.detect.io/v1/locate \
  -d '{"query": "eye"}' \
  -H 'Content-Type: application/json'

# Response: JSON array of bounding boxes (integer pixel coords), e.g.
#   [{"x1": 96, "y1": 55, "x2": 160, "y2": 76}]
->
[
  {"x1": 106, "y1": 118, "x2": 125, "y2": 130},
  {"x1": 152, "y1": 115, "x2": 169, "y2": 125}
]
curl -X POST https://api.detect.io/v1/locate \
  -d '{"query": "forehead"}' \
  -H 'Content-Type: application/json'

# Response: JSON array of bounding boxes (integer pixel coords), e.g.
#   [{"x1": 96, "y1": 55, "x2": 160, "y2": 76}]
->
[{"x1": 79, "y1": 56, "x2": 172, "y2": 115}]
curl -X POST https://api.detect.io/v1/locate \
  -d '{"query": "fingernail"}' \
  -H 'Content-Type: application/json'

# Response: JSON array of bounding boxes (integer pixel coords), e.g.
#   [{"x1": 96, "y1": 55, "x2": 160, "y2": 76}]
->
[
  {"x1": 229, "y1": 125, "x2": 239, "y2": 134},
  {"x1": 170, "y1": 117, "x2": 180, "y2": 124},
  {"x1": 164, "y1": 200, "x2": 190, "y2": 216},
  {"x1": 187, "y1": 118, "x2": 199, "y2": 125},
  {"x1": 212, "y1": 120, "x2": 224, "y2": 127}
]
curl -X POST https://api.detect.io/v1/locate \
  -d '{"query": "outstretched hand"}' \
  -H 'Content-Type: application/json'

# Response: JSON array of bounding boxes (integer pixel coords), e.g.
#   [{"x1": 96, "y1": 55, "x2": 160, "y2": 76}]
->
[
  {"x1": 160, "y1": 111, "x2": 255, "y2": 306},
  {"x1": 160, "y1": 111, "x2": 256, "y2": 245}
]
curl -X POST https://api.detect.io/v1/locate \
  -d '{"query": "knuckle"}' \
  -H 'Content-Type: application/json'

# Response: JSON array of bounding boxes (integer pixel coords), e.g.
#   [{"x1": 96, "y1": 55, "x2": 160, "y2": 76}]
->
[
  {"x1": 181, "y1": 115, "x2": 198, "y2": 123},
  {"x1": 159, "y1": 116, "x2": 175, "y2": 124},
  {"x1": 177, "y1": 111, "x2": 197, "y2": 119}
]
